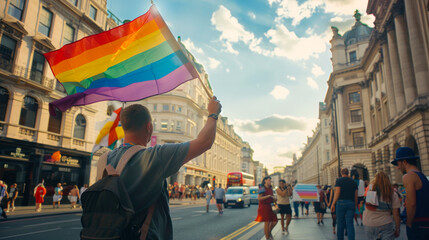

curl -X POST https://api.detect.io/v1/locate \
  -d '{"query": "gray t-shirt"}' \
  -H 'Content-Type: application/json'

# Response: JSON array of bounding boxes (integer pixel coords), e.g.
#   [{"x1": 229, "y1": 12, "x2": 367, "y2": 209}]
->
[
  {"x1": 214, "y1": 188, "x2": 225, "y2": 199},
  {"x1": 107, "y1": 142, "x2": 189, "y2": 240}
]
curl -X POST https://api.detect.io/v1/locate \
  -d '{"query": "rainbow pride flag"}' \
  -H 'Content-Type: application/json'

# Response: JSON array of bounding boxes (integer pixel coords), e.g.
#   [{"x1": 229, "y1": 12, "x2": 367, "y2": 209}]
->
[
  {"x1": 92, "y1": 107, "x2": 124, "y2": 152},
  {"x1": 292, "y1": 184, "x2": 319, "y2": 202},
  {"x1": 44, "y1": 5, "x2": 200, "y2": 115}
]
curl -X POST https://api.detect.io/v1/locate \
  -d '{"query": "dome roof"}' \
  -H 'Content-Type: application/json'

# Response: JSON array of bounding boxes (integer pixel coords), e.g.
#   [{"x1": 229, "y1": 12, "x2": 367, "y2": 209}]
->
[{"x1": 342, "y1": 10, "x2": 373, "y2": 46}]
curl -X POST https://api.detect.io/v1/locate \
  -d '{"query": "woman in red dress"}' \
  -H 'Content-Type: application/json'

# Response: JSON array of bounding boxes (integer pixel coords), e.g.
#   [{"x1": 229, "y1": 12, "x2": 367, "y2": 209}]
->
[
  {"x1": 255, "y1": 176, "x2": 278, "y2": 240},
  {"x1": 34, "y1": 183, "x2": 46, "y2": 212}
]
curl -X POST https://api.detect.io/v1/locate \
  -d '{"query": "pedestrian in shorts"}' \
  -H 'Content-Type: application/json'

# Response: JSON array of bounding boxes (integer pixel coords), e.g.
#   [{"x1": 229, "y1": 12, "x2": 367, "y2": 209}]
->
[{"x1": 276, "y1": 180, "x2": 292, "y2": 233}]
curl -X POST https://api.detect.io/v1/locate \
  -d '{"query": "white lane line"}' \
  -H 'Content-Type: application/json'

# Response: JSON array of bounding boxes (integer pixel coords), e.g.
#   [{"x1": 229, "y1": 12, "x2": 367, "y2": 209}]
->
[
  {"x1": 24, "y1": 218, "x2": 80, "y2": 227},
  {"x1": 70, "y1": 227, "x2": 82, "y2": 230},
  {"x1": 172, "y1": 217, "x2": 182, "y2": 221},
  {"x1": 0, "y1": 227, "x2": 61, "y2": 239},
  {"x1": 191, "y1": 214, "x2": 202, "y2": 217},
  {"x1": 237, "y1": 222, "x2": 263, "y2": 240}
]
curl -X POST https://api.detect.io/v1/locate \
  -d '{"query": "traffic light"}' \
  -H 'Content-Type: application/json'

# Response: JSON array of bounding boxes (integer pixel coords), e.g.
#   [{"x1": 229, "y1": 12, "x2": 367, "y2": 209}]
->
[{"x1": 213, "y1": 176, "x2": 216, "y2": 186}]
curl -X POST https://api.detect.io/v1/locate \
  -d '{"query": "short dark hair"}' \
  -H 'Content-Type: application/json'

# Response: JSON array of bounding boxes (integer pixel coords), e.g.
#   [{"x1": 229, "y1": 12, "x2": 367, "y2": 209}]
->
[
  {"x1": 341, "y1": 168, "x2": 349, "y2": 176},
  {"x1": 279, "y1": 179, "x2": 286, "y2": 184},
  {"x1": 261, "y1": 176, "x2": 271, "y2": 185},
  {"x1": 120, "y1": 104, "x2": 152, "y2": 131}
]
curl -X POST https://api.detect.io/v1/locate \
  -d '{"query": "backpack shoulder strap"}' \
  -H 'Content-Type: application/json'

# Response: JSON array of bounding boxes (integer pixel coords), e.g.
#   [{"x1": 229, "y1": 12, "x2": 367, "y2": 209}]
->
[
  {"x1": 96, "y1": 152, "x2": 110, "y2": 181},
  {"x1": 115, "y1": 145, "x2": 145, "y2": 176}
]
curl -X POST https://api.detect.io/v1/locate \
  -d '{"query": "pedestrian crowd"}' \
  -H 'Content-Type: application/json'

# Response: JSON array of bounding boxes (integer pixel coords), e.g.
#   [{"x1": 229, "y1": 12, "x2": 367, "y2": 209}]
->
[
  {"x1": 251, "y1": 146, "x2": 428, "y2": 240},
  {"x1": 0, "y1": 180, "x2": 89, "y2": 219}
]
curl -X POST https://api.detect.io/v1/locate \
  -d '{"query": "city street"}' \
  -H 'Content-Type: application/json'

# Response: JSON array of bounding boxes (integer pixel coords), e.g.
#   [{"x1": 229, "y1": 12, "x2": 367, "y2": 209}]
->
[{"x1": 0, "y1": 200, "x2": 408, "y2": 240}]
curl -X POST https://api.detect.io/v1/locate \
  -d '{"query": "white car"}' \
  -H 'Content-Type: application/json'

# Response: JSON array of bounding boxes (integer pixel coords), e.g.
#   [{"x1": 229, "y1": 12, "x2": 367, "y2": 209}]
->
[{"x1": 224, "y1": 186, "x2": 251, "y2": 208}]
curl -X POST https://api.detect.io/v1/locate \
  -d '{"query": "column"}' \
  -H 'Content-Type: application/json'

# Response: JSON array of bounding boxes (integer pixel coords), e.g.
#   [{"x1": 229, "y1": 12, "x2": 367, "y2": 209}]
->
[
  {"x1": 337, "y1": 90, "x2": 346, "y2": 147},
  {"x1": 405, "y1": 0, "x2": 429, "y2": 96},
  {"x1": 386, "y1": 26, "x2": 406, "y2": 113},
  {"x1": 394, "y1": 14, "x2": 417, "y2": 105},
  {"x1": 381, "y1": 43, "x2": 397, "y2": 118},
  {"x1": 361, "y1": 82, "x2": 373, "y2": 144}
]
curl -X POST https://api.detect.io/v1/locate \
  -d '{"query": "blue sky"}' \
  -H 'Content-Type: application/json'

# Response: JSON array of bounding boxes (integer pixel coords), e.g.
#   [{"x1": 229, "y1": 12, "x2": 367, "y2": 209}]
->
[{"x1": 107, "y1": 0, "x2": 374, "y2": 172}]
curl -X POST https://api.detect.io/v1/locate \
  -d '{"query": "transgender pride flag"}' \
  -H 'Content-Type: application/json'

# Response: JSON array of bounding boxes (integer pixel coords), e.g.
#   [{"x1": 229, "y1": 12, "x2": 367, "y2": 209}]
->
[
  {"x1": 292, "y1": 184, "x2": 319, "y2": 202},
  {"x1": 44, "y1": 5, "x2": 200, "y2": 115}
]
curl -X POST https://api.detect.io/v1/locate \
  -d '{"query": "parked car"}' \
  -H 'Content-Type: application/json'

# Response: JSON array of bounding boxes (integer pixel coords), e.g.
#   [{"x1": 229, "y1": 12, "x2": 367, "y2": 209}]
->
[
  {"x1": 249, "y1": 186, "x2": 259, "y2": 204},
  {"x1": 224, "y1": 186, "x2": 251, "y2": 208}
]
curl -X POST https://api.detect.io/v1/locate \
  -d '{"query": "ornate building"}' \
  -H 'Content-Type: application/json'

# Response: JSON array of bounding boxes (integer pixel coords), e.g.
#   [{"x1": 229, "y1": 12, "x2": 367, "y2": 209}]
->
[
  {"x1": 0, "y1": 0, "x2": 120, "y2": 206},
  {"x1": 364, "y1": 0, "x2": 429, "y2": 183},
  {"x1": 133, "y1": 37, "x2": 243, "y2": 187},
  {"x1": 324, "y1": 11, "x2": 373, "y2": 183}
]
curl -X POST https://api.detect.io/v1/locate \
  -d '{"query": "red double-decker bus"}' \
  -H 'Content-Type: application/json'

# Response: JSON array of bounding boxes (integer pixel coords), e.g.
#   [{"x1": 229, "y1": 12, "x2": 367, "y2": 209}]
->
[{"x1": 227, "y1": 172, "x2": 255, "y2": 187}]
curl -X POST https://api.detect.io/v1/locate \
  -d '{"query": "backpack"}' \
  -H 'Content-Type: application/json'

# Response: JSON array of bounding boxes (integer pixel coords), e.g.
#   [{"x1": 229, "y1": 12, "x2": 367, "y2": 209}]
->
[{"x1": 80, "y1": 145, "x2": 157, "y2": 240}]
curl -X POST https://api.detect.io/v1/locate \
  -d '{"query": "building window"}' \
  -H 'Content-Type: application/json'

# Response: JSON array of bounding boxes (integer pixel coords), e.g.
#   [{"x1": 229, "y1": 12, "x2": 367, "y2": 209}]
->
[
  {"x1": 352, "y1": 132, "x2": 364, "y2": 148},
  {"x1": 153, "y1": 104, "x2": 157, "y2": 111},
  {"x1": 349, "y1": 91, "x2": 361, "y2": 104},
  {"x1": 172, "y1": 105, "x2": 175, "y2": 111},
  {"x1": 325, "y1": 135, "x2": 329, "y2": 144},
  {"x1": 176, "y1": 121, "x2": 182, "y2": 131},
  {"x1": 162, "y1": 104, "x2": 169, "y2": 111},
  {"x1": 152, "y1": 119, "x2": 156, "y2": 130},
  {"x1": 0, "y1": 35, "x2": 17, "y2": 71},
  {"x1": 161, "y1": 120, "x2": 168, "y2": 130},
  {"x1": 30, "y1": 51, "x2": 45, "y2": 83},
  {"x1": 19, "y1": 96, "x2": 38, "y2": 128},
  {"x1": 0, "y1": 87, "x2": 9, "y2": 121},
  {"x1": 67, "y1": 0, "x2": 78, "y2": 6},
  {"x1": 73, "y1": 114, "x2": 86, "y2": 139},
  {"x1": 38, "y1": 7, "x2": 53, "y2": 37},
  {"x1": 327, "y1": 151, "x2": 330, "y2": 161},
  {"x1": 8, "y1": 0, "x2": 25, "y2": 21},
  {"x1": 349, "y1": 51, "x2": 357, "y2": 63},
  {"x1": 350, "y1": 109, "x2": 362, "y2": 122},
  {"x1": 63, "y1": 24, "x2": 75, "y2": 45},
  {"x1": 48, "y1": 108, "x2": 62, "y2": 134},
  {"x1": 178, "y1": 106, "x2": 182, "y2": 112},
  {"x1": 89, "y1": 5, "x2": 97, "y2": 20}
]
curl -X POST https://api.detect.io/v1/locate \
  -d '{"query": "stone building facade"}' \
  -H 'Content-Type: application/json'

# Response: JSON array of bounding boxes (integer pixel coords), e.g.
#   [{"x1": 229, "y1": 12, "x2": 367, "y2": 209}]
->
[
  {"x1": 364, "y1": 0, "x2": 429, "y2": 183},
  {"x1": 0, "y1": 0, "x2": 119, "y2": 205},
  {"x1": 323, "y1": 11, "x2": 373, "y2": 184}
]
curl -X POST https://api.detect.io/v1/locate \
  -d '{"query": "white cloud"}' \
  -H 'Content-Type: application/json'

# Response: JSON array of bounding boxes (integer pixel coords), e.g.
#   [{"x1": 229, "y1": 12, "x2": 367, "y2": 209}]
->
[
  {"x1": 311, "y1": 64, "x2": 325, "y2": 77},
  {"x1": 305, "y1": 28, "x2": 314, "y2": 35},
  {"x1": 307, "y1": 77, "x2": 319, "y2": 89},
  {"x1": 330, "y1": 16, "x2": 344, "y2": 22},
  {"x1": 286, "y1": 75, "x2": 296, "y2": 81},
  {"x1": 266, "y1": 24, "x2": 328, "y2": 60},
  {"x1": 273, "y1": 0, "x2": 323, "y2": 26},
  {"x1": 269, "y1": 0, "x2": 374, "y2": 27},
  {"x1": 248, "y1": 12, "x2": 256, "y2": 19},
  {"x1": 226, "y1": 68, "x2": 230, "y2": 73},
  {"x1": 211, "y1": 5, "x2": 269, "y2": 56},
  {"x1": 182, "y1": 38, "x2": 204, "y2": 54},
  {"x1": 270, "y1": 85, "x2": 290, "y2": 100},
  {"x1": 208, "y1": 57, "x2": 221, "y2": 69}
]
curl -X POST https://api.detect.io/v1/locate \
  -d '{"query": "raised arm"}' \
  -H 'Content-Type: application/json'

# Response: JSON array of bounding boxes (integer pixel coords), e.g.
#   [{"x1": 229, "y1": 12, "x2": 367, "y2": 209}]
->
[{"x1": 184, "y1": 96, "x2": 222, "y2": 163}]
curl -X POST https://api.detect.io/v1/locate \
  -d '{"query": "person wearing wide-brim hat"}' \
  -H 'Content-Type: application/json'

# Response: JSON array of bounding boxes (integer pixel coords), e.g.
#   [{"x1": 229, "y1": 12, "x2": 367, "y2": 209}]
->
[{"x1": 391, "y1": 147, "x2": 429, "y2": 240}]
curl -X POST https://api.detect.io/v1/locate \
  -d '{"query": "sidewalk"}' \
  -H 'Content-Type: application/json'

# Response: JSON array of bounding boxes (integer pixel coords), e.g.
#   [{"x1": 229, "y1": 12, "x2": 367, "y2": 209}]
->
[
  {"x1": 262, "y1": 211, "x2": 408, "y2": 240},
  {"x1": 1, "y1": 197, "x2": 206, "y2": 220}
]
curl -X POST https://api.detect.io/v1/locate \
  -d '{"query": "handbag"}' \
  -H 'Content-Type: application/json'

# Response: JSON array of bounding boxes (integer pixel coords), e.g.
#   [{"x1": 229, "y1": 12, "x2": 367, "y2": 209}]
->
[
  {"x1": 272, "y1": 204, "x2": 280, "y2": 214},
  {"x1": 365, "y1": 184, "x2": 379, "y2": 206}
]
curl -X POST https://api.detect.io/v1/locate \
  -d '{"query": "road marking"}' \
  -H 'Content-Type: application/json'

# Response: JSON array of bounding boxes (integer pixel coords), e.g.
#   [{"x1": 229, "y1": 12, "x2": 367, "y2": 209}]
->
[
  {"x1": 0, "y1": 227, "x2": 61, "y2": 239},
  {"x1": 236, "y1": 222, "x2": 263, "y2": 240},
  {"x1": 24, "y1": 218, "x2": 80, "y2": 227},
  {"x1": 220, "y1": 221, "x2": 259, "y2": 240},
  {"x1": 172, "y1": 217, "x2": 182, "y2": 221},
  {"x1": 191, "y1": 214, "x2": 202, "y2": 217}
]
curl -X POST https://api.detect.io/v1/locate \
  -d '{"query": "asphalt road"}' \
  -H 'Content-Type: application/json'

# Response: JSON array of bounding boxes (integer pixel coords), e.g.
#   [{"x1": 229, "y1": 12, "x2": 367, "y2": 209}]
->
[{"x1": 0, "y1": 203, "x2": 264, "y2": 240}]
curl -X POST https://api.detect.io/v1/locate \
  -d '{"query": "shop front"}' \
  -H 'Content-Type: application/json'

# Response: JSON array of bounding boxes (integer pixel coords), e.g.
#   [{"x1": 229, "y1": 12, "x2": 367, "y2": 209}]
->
[{"x1": 0, "y1": 139, "x2": 91, "y2": 206}]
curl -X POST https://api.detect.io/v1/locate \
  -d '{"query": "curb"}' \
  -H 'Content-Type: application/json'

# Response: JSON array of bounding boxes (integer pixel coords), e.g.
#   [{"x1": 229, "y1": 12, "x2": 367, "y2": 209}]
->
[{"x1": 2, "y1": 210, "x2": 82, "y2": 221}]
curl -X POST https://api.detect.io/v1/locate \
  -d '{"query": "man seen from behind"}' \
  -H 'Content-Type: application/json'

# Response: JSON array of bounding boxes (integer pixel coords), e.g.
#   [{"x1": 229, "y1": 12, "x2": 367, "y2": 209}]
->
[{"x1": 104, "y1": 96, "x2": 221, "y2": 239}]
